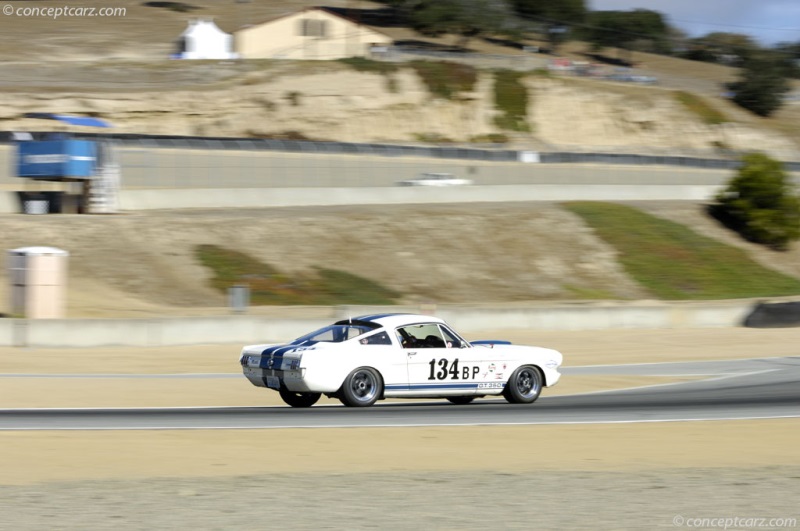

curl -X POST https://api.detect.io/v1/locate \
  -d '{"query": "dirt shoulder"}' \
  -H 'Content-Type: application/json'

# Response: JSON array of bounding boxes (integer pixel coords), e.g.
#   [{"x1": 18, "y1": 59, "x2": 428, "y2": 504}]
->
[{"x1": 1, "y1": 420, "x2": 797, "y2": 486}]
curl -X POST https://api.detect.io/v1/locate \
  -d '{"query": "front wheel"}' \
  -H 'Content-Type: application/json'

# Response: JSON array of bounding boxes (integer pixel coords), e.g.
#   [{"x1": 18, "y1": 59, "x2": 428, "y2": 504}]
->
[
  {"x1": 502, "y1": 365, "x2": 543, "y2": 404},
  {"x1": 279, "y1": 388, "x2": 321, "y2": 408},
  {"x1": 339, "y1": 367, "x2": 382, "y2": 407}
]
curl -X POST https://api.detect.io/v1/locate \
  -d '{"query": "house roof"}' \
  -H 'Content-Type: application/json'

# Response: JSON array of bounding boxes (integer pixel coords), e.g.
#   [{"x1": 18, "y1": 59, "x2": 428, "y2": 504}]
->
[{"x1": 234, "y1": 6, "x2": 392, "y2": 40}]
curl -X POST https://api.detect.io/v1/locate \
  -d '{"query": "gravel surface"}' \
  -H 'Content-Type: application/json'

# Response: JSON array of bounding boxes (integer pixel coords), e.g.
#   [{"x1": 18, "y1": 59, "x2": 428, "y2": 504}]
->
[{"x1": 2, "y1": 468, "x2": 798, "y2": 530}]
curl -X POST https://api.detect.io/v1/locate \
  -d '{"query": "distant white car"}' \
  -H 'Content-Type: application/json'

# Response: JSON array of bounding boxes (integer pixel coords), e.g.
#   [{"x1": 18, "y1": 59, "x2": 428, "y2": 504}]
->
[
  {"x1": 239, "y1": 313, "x2": 563, "y2": 407},
  {"x1": 396, "y1": 172, "x2": 473, "y2": 187}
]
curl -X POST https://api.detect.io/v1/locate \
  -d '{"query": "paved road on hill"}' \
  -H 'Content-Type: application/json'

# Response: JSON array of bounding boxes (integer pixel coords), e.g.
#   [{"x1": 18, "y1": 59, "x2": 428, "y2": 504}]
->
[{"x1": 1, "y1": 357, "x2": 798, "y2": 430}]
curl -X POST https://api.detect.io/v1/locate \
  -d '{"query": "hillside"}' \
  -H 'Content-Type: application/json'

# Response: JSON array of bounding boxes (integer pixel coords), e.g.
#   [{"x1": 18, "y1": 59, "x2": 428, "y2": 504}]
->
[
  {"x1": 0, "y1": 0, "x2": 798, "y2": 159},
  {"x1": 1, "y1": 201, "x2": 800, "y2": 318}
]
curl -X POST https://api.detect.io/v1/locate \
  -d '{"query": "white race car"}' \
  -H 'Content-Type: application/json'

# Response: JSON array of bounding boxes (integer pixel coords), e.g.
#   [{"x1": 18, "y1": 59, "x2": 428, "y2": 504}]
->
[
  {"x1": 395, "y1": 172, "x2": 473, "y2": 187},
  {"x1": 240, "y1": 313, "x2": 563, "y2": 407}
]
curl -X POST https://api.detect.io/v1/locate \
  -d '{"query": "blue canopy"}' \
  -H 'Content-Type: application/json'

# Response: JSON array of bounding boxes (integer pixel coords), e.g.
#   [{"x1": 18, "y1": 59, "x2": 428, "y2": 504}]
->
[{"x1": 24, "y1": 112, "x2": 112, "y2": 128}]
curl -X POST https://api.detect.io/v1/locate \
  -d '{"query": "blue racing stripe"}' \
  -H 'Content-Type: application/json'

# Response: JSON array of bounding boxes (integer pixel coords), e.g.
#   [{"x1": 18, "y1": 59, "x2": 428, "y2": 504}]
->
[
  {"x1": 259, "y1": 344, "x2": 296, "y2": 370},
  {"x1": 386, "y1": 382, "x2": 479, "y2": 391}
]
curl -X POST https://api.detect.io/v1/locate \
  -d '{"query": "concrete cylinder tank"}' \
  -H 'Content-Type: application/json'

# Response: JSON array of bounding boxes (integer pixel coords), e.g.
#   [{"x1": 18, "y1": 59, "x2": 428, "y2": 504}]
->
[{"x1": 7, "y1": 246, "x2": 69, "y2": 319}]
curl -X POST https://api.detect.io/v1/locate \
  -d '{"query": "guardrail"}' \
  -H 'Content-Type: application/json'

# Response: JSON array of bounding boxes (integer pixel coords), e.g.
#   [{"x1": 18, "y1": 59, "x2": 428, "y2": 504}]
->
[{"x1": 4, "y1": 131, "x2": 799, "y2": 171}]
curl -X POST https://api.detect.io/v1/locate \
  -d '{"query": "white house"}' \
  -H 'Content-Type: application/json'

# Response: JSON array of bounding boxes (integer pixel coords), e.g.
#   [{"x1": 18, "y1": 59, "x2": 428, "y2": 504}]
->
[
  {"x1": 235, "y1": 7, "x2": 393, "y2": 60},
  {"x1": 174, "y1": 19, "x2": 237, "y2": 60}
]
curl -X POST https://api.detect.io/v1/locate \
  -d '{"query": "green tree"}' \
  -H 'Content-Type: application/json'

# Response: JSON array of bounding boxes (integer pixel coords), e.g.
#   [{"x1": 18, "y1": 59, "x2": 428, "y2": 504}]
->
[
  {"x1": 710, "y1": 153, "x2": 800, "y2": 251},
  {"x1": 728, "y1": 55, "x2": 791, "y2": 116},
  {"x1": 511, "y1": 0, "x2": 587, "y2": 53},
  {"x1": 698, "y1": 32, "x2": 757, "y2": 64},
  {"x1": 771, "y1": 41, "x2": 800, "y2": 79},
  {"x1": 409, "y1": 0, "x2": 515, "y2": 48},
  {"x1": 583, "y1": 9, "x2": 668, "y2": 63}
]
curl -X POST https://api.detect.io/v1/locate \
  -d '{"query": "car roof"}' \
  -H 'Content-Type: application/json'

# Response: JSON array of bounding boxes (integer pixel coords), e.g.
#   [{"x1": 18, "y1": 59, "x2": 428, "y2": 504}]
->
[{"x1": 350, "y1": 313, "x2": 447, "y2": 329}]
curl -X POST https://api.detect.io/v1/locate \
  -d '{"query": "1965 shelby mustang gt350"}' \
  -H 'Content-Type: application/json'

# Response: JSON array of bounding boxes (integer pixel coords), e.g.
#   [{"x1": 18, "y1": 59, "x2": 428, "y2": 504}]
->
[{"x1": 239, "y1": 313, "x2": 563, "y2": 408}]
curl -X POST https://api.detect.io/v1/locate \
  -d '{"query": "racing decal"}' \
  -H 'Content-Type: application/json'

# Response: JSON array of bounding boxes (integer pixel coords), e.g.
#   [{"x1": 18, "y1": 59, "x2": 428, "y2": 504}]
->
[
  {"x1": 427, "y1": 358, "x2": 480, "y2": 381},
  {"x1": 481, "y1": 362, "x2": 507, "y2": 380}
]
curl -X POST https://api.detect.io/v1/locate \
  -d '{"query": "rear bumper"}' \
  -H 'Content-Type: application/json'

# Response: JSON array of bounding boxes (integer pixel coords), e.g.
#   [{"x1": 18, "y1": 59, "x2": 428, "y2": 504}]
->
[{"x1": 243, "y1": 367, "x2": 310, "y2": 391}]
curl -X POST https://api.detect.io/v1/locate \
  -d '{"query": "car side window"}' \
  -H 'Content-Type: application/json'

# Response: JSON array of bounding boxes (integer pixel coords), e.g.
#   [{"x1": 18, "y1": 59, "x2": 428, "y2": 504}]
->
[
  {"x1": 440, "y1": 325, "x2": 467, "y2": 348},
  {"x1": 397, "y1": 324, "x2": 447, "y2": 348},
  {"x1": 359, "y1": 331, "x2": 392, "y2": 345}
]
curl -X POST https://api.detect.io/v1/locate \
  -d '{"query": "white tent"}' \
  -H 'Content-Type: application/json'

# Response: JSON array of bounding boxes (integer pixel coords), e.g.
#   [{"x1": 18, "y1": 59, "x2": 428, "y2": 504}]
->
[{"x1": 175, "y1": 19, "x2": 237, "y2": 60}]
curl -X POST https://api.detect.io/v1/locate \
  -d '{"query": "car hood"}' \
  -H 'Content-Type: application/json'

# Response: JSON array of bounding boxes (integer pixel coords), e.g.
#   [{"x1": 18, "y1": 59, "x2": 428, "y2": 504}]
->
[{"x1": 473, "y1": 343, "x2": 563, "y2": 369}]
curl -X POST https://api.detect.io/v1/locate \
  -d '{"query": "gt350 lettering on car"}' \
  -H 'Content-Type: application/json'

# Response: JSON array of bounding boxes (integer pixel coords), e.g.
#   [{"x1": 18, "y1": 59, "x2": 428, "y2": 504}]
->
[{"x1": 239, "y1": 313, "x2": 563, "y2": 408}]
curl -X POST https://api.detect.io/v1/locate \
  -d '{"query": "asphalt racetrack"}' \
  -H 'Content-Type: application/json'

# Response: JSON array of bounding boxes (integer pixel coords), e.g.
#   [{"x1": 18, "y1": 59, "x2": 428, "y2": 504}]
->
[{"x1": 2, "y1": 357, "x2": 798, "y2": 430}]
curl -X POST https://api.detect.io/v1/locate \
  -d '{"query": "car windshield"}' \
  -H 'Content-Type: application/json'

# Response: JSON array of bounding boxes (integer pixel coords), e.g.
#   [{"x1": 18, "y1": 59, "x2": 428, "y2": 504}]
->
[{"x1": 291, "y1": 324, "x2": 373, "y2": 345}]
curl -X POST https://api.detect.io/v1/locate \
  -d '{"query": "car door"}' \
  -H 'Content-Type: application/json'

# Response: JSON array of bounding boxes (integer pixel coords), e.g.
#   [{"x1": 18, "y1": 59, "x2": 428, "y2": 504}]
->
[
  {"x1": 355, "y1": 330, "x2": 409, "y2": 392},
  {"x1": 401, "y1": 323, "x2": 479, "y2": 395}
]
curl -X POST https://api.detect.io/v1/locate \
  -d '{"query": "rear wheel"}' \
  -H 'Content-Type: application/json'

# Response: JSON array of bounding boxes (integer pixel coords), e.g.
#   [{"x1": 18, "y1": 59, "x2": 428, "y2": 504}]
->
[
  {"x1": 279, "y1": 388, "x2": 321, "y2": 408},
  {"x1": 446, "y1": 396, "x2": 476, "y2": 405},
  {"x1": 502, "y1": 365, "x2": 543, "y2": 404},
  {"x1": 339, "y1": 367, "x2": 382, "y2": 407}
]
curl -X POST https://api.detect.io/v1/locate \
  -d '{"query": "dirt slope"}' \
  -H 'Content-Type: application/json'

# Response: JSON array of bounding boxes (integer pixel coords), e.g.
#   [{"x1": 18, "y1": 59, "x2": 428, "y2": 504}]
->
[
  {"x1": 2, "y1": 62, "x2": 797, "y2": 160},
  {"x1": 1, "y1": 201, "x2": 799, "y2": 318},
  {"x1": 0, "y1": 203, "x2": 651, "y2": 317}
]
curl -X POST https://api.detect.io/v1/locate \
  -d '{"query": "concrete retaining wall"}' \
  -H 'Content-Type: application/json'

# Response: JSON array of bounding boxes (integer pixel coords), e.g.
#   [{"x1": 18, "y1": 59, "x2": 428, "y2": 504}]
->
[
  {"x1": 1, "y1": 184, "x2": 722, "y2": 213},
  {"x1": 117, "y1": 185, "x2": 722, "y2": 211},
  {"x1": 0, "y1": 301, "x2": 757, "y2": 348}
]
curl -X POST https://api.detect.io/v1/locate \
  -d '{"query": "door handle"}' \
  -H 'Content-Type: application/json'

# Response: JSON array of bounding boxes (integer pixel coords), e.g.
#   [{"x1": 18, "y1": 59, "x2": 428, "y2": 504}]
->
[{"x1": 407, "y1": 351, "x2": 417, "y2": 356}]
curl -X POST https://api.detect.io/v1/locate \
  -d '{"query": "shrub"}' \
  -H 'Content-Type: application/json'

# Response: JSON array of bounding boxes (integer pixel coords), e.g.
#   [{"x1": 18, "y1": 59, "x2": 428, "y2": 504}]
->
[
  {"x1": 674, "y1": 91, "x2": 728, "y2": 125},
  {"x1": 469, "y1": 133, "x2": 509, "y2": 144},
  {"x1": 709, "y1": 152, "x2": 800, "y2": 250},
  {"x1": 409, "y1": 60, "x2": 477, "y2": 99},
  {"x1": 412, "y1": 132, "x2": 456, "y2": 144},
  {"x1": 195, "y1": 245, "x2": 399, "y2": 305},
  {"x1": 337, "y1": 57, "x2": 398, "y2": 75},
  {"x1": 728, "y1": 56, "x2": 791, "y2": 117},
  {"x1": 493, "y1": 70, "x2": 530, "y2": 132}
]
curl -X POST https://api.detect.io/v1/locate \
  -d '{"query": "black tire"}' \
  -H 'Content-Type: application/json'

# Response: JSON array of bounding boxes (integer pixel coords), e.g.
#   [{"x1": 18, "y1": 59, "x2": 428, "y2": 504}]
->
[
  {"x1": 446, "y1": 396, "x2": 476, "y2": 405},
  {"x1": 339, "y1": 367, "x2": 382, "y2": 407},
  {"x1": 279, "y1": 388, "x2": 321, "y2": 408},
  {"x1": 502, "y1": 365, "x2": 543, "y2": 404}
]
